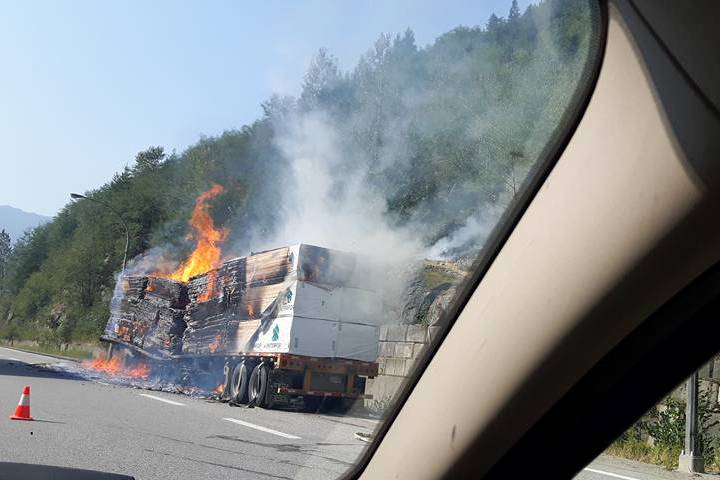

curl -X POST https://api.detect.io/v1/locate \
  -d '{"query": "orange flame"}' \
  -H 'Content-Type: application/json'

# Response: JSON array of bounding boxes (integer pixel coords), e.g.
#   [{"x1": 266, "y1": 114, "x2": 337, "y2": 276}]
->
[
  {"x1": 246, "y1": 304, "x2": 255, "y2": 319},
  {"x1": 198, "y1": 270, "x2": 219, "y2": 303},
  {"x1": 214, "y1": 383, "x2": 224, "y2": 394},
  {"x1": 158, "y1": 184, "x2": 228, "y2": 282},
  {"x1": 83, "y1": 353, "x2": 150, "y2": 379},
  {"x1": 146, "y1": 278, "x2": 156, "y2": 292}
]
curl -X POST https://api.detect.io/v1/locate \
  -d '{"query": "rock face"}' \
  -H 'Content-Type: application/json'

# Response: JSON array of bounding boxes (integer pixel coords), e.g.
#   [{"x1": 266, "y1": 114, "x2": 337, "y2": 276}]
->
[
  {"x1": 425, "y1": 285, "x2": 459, "y2": 326},
  {"x1": 398, "y1": 266, "x2": 426, "y2": 325},
  {"x1": 398, "y1": 260, "x2": 468, "y2": 325}
]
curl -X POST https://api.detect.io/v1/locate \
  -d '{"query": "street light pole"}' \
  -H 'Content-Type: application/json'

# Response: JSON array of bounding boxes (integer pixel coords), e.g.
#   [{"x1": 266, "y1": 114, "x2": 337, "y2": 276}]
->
[
  {"x1": 678, "y1": 370, "x2": 704, "y2": 473},
  {"x1": 70, "y1": 193, "x2": 129, "y2": 274}
]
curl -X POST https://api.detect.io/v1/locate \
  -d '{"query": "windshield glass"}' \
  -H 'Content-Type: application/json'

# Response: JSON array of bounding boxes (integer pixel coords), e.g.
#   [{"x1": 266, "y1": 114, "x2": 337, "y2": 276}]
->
[{"x1": 0, "y1": 1, "x2": 599, "y2": 478}]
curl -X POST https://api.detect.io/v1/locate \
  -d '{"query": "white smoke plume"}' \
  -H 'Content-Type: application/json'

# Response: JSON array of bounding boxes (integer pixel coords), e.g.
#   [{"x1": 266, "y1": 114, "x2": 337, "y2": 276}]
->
[
  {"x1": 262, "y1": 111, "x2": 424, "y2": 267},
  {"x1": 425, "y1": 205, "x2": 504, "y2": 259}
]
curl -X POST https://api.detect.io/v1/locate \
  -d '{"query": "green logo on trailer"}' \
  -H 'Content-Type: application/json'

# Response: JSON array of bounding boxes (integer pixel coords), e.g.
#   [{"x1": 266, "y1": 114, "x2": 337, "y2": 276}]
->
[{"x1": 272, "y1": 324, "x2": 280, "y2": 342}]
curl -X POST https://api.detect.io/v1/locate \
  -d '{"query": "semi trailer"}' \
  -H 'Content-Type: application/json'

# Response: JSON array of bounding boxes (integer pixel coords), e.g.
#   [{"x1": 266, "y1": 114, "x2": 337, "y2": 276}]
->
[{"x1": 100, "y1": 244, "x2": 381, "y2": 410}]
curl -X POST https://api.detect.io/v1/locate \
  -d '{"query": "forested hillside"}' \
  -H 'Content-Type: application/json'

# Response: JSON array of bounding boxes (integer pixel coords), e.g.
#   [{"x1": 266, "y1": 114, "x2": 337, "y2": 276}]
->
[{"x1": 0, "y1": 0, "x2": 594, "y2": 344}]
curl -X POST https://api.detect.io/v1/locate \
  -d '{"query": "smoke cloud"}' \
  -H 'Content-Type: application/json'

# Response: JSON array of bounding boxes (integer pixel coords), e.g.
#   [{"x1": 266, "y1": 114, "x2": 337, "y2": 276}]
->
[{"x1": 265, "y1": 111, "x2": 424, "y2": 264}]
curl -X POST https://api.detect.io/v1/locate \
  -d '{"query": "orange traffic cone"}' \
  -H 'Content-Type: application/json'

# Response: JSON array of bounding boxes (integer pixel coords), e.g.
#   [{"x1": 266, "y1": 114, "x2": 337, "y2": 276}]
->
[{"x1": 10, "y1": 385, "x2": 33, "y2": 421}]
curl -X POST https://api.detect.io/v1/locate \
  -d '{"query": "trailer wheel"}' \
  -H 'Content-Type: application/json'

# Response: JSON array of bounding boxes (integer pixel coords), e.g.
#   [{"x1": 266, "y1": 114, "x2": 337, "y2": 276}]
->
[
  {"x1": 248, "y1": 362, "x2": 272, "y2": 408},
  {"x1": 229, "y1": 361, "x2": 249, "y2": 405}
]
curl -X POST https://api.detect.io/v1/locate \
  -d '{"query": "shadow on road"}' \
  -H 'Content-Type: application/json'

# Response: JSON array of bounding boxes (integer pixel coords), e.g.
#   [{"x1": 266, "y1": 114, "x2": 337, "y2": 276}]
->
[
  {"x1": 0, "y1": 462, "x2": 134, "y2": 480},
  {"x1": 0, "y1": 359, "x2": 84, "y2": 381}
]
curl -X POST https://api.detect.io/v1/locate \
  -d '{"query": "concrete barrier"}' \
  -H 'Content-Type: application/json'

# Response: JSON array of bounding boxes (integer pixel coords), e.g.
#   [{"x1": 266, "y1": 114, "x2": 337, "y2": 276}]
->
[{"x1": 366, "y1": 324, "x2": 431, "y2": 411}]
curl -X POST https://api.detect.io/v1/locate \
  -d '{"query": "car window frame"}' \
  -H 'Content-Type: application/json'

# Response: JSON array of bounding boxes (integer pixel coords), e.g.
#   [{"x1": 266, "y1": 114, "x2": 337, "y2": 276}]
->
[{"x1": 344, "y1": 1, "x2": 609, "y2": 477}]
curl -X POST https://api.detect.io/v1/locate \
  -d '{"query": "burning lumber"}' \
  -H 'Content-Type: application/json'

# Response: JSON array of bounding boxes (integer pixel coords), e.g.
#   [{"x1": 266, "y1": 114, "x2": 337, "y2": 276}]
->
[
  {"x1": 108, "y1": 276, "x2": 188, "y2": 356},
  {"x1": 180, "y1": 249, "x2": 292, "y2": 355},
  {"x1": 106, "y1": 243, "x2": 382, "y2": 362}
]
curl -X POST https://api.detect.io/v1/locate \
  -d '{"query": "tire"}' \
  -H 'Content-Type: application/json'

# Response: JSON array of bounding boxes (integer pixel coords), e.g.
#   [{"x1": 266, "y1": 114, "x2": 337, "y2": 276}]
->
[
  {"x1": 248, "y1": 362, "x2": 273, "y2": 408},
  {"x1": 229, "y1": 361, "x2": 249, "y2": 405}
]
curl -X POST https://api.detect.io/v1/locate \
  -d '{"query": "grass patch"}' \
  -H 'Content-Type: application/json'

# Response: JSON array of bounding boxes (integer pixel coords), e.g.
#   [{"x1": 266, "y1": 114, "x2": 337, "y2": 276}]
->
[
  {"x1": 605, "y1": 439, "x2": 681, "y2": 471},
  {"x1": 0, "y1": 341, "x2": 96, "y2": 360},
  {"x1": 606, "y1": 438, "x2": 720, "y2": 473},
  {"x1": 423, "y1": 270, "x2": 458, "y2": 290},
  {"x1": 422, "y1": 261, "x2": 467, "y2": 290},
  {"x1": 605, "y1": 390, "x2": 720, "y2": 474}
]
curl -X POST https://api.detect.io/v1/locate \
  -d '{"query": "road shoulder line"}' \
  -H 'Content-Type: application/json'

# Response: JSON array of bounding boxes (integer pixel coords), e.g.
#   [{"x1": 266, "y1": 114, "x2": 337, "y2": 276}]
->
[
  {"x1": 139, "y1": 393, "x2": 185, "y2": 406},
  {"x1": 223, "y1": 417, "x2": 301, "y2": 440},
  {"x1": 583, "y1": 467, "x2": 640, "y2": 480},
  {"x1": 0, "y1": 346, "x2": 82, "y2": 363}
]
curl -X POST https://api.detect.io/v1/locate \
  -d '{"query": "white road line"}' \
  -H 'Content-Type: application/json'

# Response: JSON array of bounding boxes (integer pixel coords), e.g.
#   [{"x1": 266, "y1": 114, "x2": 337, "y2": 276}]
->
[
  {"x1": 139, "y1": 393, "x2": 185, "y2": 406},
  {"x1": 0, "y1": 347, "x2": 54, "y2": 360},
  {"x1": 583, "y1": 467, "x2": 640, "y2": 480},
  {"x1": 223, "y1": 417, "x2": 301, "y2": 440}
]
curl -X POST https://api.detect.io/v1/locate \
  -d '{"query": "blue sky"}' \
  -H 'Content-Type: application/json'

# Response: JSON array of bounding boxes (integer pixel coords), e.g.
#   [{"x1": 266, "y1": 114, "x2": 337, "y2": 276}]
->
[{"x1": 0, "y1": 0, "x2": 529, "y2": 216}]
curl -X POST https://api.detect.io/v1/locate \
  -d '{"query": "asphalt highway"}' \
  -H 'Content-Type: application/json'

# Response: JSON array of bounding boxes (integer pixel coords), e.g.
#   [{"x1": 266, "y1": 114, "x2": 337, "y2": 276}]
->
[
  {"x1": 0, "y1": 347, "x2": 378, "y2": 480},
  {"x1": 4, "y1": 346, "x2": 707, "y2": 480}
]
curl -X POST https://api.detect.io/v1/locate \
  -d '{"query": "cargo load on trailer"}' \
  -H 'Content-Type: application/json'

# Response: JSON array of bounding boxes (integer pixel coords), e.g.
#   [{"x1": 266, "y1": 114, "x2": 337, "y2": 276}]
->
[
  {"x1": 106, "y1": 276, "x2": 188, "y2": 356},
  {"x1": 106, "y1": 244, "x2": 381, "y2": 362},
  {"x1": 102, "y1": 244, "x2": 381, "y2": 409}
]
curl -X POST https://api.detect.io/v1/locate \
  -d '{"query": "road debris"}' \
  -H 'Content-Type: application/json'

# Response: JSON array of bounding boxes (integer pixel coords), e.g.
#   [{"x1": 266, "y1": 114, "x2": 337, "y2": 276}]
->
[{"x1": 353, "y1": 432, "x2": 373, "y2": 443}]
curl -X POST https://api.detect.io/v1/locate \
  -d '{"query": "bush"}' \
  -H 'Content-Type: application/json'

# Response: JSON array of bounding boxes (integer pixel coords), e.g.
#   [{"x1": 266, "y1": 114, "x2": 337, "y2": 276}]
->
[
  {"x1": 0, "y1": 324, "x2": 19, "y2": 344},
  {"x1": 608, "y1": 387, "x2": 720, "y2": 471}
]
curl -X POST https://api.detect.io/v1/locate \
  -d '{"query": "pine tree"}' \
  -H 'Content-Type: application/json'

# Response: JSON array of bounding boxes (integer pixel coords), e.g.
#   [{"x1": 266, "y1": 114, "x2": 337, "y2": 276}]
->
[
  {"x1": 487, "y1": 13, "x2": 502, "y2": 32},
  {"x1": 509, "y1": 0, "x2": 521, "y2": 21}
]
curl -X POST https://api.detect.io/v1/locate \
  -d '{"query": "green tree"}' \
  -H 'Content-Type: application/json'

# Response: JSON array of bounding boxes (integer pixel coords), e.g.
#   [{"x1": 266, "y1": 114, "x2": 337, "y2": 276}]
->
[
  {"x1": 133, "y1": 146, "x2": 166, "y2": 173},
  {"x1": 509, "y1": 0, "x2": 521, "y2": 21},
  {"x1": 299, "y1": 48, "x2": 345, "y2": 111}
]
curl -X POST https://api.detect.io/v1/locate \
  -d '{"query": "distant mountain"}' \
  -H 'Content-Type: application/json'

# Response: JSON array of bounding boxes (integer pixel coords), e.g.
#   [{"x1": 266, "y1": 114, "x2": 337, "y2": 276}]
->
[{"x1": 0, "y1": 205, "x2": 50, "y2": 243}]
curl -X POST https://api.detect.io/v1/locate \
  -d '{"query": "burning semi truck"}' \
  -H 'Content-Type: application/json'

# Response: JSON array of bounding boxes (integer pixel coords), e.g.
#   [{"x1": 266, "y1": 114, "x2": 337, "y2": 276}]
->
[{"x1": 100, "y1": 243, "x2": 381, "y2": 410}]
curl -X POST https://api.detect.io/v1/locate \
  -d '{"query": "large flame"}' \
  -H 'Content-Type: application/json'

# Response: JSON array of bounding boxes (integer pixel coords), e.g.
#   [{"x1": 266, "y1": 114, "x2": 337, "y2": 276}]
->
[
  {"x1": 160, "y1": 184, "x2": 228, "y2": 283},
  {"x1": 83, "y1": 353, "x2": 150, "y2": 379}
]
